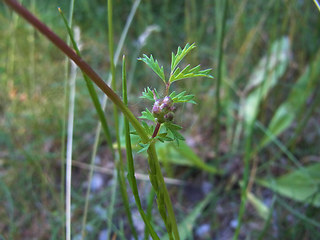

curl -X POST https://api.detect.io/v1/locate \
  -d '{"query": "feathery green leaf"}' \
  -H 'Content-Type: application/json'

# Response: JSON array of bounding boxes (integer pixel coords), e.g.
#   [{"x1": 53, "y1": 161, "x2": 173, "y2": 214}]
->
[
  {"x1": 171, "y1": 43, "x2": 196, "y2": 73},
  {"x1": 164, "y1": 122, "x2": 185, "y2": 145},
  {"x1": 140, "y1": 87, "x2": 160, "y2": 101},
  {"x1": 169, "y1": 64, "x2": 213, "y2": 83},
  {"x1": 139, "y1": 108, "x2": 156, "y2": 123},
  {"x1": 138, "y1": 54, "x2": 166, "y2": 83},
  {"x1": 171, "y1": 91, "x2": 196, "y2": 104}
]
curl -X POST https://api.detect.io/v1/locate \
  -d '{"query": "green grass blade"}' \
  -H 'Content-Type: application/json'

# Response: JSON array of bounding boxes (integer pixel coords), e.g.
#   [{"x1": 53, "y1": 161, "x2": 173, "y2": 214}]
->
[
  {"x1": 107, "y1": 1, "x2": 138, "y2": 239},
  {"x1": 122, "y1": 56, "x2": 160, "y2": 240}
]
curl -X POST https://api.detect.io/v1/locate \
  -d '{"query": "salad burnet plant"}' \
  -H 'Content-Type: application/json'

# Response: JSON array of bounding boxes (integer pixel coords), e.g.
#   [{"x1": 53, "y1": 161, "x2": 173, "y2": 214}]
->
[
  {"x1": 132, "y1": 43, "x2": 213, "y2": 239},
  {"x1": 135, "y1": 43, "x2": 213, "y2": 152}
]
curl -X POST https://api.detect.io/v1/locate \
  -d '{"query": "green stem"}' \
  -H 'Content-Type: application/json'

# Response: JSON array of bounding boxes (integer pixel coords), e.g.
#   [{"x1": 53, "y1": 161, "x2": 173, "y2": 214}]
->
[
  {"x1": 123, "y1": 56, "x2": 160, "y2": 240},
  {"x1": 147, "y1": 144, "x2": 180, "y2": 240}
]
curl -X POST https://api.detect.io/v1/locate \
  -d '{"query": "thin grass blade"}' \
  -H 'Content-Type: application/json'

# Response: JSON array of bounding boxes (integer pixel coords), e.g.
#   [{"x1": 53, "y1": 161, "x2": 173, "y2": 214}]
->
[{"x1": 122, "y1": 56, "x2": 160, "y2": 240}]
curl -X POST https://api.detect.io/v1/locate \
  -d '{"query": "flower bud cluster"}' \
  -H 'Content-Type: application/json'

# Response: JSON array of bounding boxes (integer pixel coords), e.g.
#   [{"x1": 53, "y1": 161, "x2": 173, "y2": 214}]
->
[{"x1": 152, "y1": 96, "x2": 175, "y2": 123}]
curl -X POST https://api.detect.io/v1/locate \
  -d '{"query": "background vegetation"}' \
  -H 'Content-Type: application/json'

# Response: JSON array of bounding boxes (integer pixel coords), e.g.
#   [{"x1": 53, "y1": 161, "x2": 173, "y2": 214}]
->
[{"x1": 1, "y1": 0, "x2": 320, "y2": 239}]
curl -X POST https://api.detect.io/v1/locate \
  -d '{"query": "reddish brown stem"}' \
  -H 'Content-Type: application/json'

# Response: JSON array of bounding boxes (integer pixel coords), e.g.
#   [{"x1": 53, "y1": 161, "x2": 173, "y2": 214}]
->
[{"x1": 152, "y1": 123, "x2": 161, "y2": 138}]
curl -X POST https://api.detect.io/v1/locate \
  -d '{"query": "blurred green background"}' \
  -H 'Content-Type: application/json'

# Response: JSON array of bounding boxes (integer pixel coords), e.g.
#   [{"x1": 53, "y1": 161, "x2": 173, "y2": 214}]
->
[{"x1": 1, "y1": 0, "x2": 320, "y2": 239}]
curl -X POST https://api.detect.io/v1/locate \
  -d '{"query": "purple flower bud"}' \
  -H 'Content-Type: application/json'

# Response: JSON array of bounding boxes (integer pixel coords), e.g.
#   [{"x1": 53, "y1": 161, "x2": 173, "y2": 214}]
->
[
  {"x1": 152, "y1": 100, "x2": 161, "y2": 114},
  {"x1": 159, "y1": 96, "x2": 173, "y2": 113},
  {"x1": 160, "y1": 102, "x2": 168, "y2": 111},
  {"x1": 163, "y1": 96, "x2": 173, "y2": 107},
  {"x1": 152, "y1": 96, "x2": 175, "y2": 123}
]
